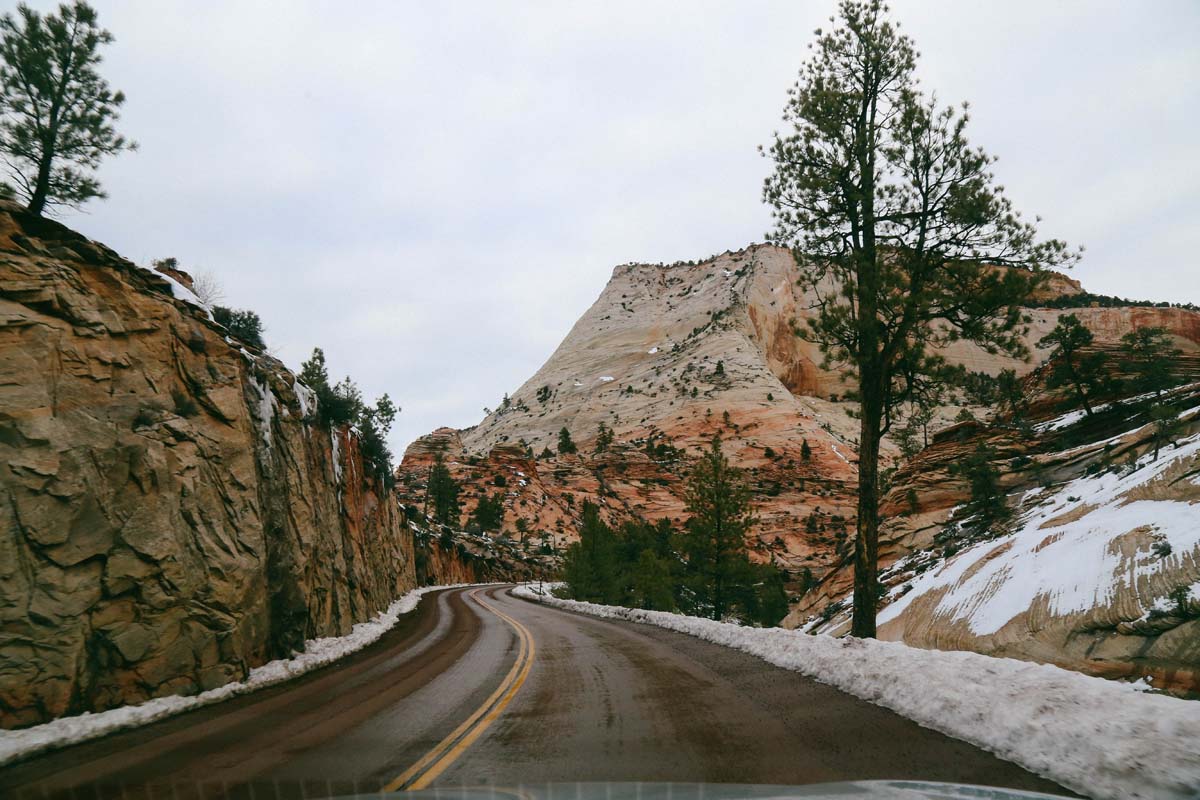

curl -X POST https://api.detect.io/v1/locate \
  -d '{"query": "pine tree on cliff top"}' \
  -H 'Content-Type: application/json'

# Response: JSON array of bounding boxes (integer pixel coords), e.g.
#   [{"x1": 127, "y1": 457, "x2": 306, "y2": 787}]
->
[
  {"x1": 1038, "y1": 314, "x2": 1107, "y2": 417},
  {"x1": 762, "y1": 0, "x2": 1076, "y2": 637},
  {"x1": 0, "y1": 2, "x2": 136, "y2": 215}
]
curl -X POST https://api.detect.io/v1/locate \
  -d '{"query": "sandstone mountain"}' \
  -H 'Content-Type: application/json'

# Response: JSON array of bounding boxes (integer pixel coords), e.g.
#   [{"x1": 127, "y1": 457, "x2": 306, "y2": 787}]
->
[
  {"x1": 0, "y1": 205, "x2": 508, "y2": 728},
  {"x1": 399, "y1": 244, "x2": 1198, "y2": 569},
  {"x1": 399, "y1": 246, "x2": 859, "y2": 570},
  {"x1": 399, "y1": 244, "x2": 1200, "y2": 688}
]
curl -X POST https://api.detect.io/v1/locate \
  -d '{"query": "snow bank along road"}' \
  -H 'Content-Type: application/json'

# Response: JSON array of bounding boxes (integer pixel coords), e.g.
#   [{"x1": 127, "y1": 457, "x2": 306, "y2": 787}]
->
[{"x1": 1, "y1": 586, "x2": 1073, "y2": 799}]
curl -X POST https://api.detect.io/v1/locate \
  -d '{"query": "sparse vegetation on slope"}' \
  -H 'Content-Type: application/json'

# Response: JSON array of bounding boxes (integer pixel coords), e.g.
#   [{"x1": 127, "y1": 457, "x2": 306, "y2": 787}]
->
[{"x1": 299, "y1": 347, "x2": 398, "y2": 485}]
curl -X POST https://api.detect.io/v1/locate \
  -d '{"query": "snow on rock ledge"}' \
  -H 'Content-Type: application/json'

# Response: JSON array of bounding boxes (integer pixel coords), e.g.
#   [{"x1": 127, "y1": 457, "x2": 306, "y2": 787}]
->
[
  {"x1": 513, "y1": 585, "x2": 1200, "y2": 800},
  {"x1": 880, "y1": 429, "x2": 1200, "y2": 635}
]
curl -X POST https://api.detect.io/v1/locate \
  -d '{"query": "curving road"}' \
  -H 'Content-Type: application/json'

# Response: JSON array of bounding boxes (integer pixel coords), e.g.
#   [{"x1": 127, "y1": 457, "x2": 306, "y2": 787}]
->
[{"x1": 1, "y1": 586, "x2": 1073, "y2": 798}]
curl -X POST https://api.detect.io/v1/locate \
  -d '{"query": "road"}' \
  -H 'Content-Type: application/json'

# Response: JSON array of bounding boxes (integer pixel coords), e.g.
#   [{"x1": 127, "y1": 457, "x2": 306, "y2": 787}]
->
[{"x1": 1, "y1": 586, "x2": 1073, "y2": 799}]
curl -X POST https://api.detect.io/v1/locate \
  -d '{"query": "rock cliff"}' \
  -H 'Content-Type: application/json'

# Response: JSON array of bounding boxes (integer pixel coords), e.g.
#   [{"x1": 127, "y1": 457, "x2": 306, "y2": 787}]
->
[{"x1": 0, "y1": 204, "x2": 422, "y2": 728}]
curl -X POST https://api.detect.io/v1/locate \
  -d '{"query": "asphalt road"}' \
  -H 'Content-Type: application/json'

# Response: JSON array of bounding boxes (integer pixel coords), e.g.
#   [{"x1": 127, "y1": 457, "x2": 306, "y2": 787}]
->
[{"x1": 1, "y1": 586, "x2": 1073, "y2": 799}]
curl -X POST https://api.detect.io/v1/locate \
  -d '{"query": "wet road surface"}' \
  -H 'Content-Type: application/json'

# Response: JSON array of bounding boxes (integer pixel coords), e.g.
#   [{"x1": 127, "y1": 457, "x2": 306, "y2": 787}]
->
[{"x1": 1, "y1": 586, "x2": 1073, "y2": 798}]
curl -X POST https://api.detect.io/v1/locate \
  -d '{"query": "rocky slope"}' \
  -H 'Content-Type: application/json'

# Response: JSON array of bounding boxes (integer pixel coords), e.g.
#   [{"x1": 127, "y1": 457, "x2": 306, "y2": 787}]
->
[
  {"x1": 0, "y1": 204, "x2": 482, "y2": 729},
  {"x1": 399, "y1": 245, "x2": 1200, "y2": 579},
  {"x1": 793, "y1": 364, "x2": 1200, "y2": 693}
]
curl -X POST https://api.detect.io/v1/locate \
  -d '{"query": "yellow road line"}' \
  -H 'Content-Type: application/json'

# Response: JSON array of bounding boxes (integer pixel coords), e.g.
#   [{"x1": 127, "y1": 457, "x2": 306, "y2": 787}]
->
[
  {"x1": 382, "y1": 589, "x2": 526, "y2": 790},
  {"x1": 382, "y1": 588, "x2": 536, "y2": 792},
  {"x1": 409, "y1": 596, "x2": 535, "y2": 789}
]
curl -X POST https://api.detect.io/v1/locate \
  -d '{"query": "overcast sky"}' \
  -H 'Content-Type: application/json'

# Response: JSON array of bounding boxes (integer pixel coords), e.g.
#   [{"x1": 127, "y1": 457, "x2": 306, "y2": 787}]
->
[{"x1": 31, "y1": 1, "x2": 1200, "y2": 455}]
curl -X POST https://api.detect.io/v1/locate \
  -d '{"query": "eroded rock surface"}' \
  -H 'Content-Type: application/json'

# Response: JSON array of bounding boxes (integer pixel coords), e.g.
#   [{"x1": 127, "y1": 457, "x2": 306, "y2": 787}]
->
[{"x1": 0, "y1": 205, "x2": 417, "y2": 727}]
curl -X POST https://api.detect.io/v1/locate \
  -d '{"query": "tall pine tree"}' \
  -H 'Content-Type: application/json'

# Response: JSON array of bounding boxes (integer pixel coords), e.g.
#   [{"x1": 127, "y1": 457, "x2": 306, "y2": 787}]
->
[
  {"x1": 561, "y1": 502, "x2": 619, "y2": 603},
  {"x1": 681, "y1": 437, "x2": 756, "y2": 621},
  {"x1": 762, "y1": 0, "x2": 1075, "y2": 636},
  {"x1": 427, "y1": 451, "x2": 460, "y2": 525}
]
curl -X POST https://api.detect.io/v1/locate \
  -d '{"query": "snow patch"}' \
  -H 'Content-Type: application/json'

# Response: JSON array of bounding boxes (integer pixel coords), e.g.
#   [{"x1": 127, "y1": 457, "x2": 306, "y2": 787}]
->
[
  {"x1": 520, "y1": 581, "x2": 562, "y2": 597},
  {"x1": 1034, "y1": 385, "x2": 1200, "y2": 433},
  {"x1": 0, "y1": 584, "x2": 477, "y2": 767},
  {"x1": 247, "y1": 377, "x2": 275, "y2": 453},
  {"x1": 330, "y1": 428, "x2": 343, "y2": 484},
  {"x1": 293, "y1": 379, "x2": 316, "y2": 419},
  {"x1": 237, "y1": 346, "x2": 258, "y2": 364},
  {"x1": 878, "y1": 432, "x2": 1200, "y2": 635},
  {"x1": 1034, "y1": 406, "x2": 1097, "y2": 433},
  {"x1": 513, "y1": 586, "x2": 1200, "y2": 800},
  {"x1": 140, "y1": 265, "x2": 212, "y2": 319}
]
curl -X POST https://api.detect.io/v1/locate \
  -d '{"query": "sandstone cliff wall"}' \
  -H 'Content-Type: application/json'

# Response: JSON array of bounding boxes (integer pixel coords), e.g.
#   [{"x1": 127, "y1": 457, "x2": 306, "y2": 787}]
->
[{"x1": 0, "y1": 206, "x2": 418, "y2": 728}]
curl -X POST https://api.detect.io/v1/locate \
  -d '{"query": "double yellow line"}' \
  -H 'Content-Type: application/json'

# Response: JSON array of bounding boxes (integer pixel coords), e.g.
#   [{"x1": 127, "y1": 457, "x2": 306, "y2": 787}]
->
[{"x1": 383, "y1": 589, "x2": 536, "y2": 791}]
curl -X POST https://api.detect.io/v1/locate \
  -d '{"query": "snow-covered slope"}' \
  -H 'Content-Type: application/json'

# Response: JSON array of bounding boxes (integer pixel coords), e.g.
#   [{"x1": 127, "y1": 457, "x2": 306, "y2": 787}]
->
[
  {"x1": 797, "y1": 381, "x2": 1200, "y2": 694},
  {"x1": 878, "y1": 416, "x2": 1200, "y2": 635}
]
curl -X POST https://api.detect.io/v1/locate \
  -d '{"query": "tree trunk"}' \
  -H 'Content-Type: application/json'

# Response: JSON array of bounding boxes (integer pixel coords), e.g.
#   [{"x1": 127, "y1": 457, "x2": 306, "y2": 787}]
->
[
  {"x1": 851, "y1": 386, "x2": 883, "y2": 638},
  {"x1": 27, "y1": 156, "x2": 52, "y2": 217},
  {"x1": 27, "y1": 124, "x2": 58, "y2": 217},
  {"x1": 424, "y1": 465, "x2": 433, "y2": 519},
  {"x1": 1077, "y1": 385, "x2": 1094, "y2": 417},
  {"x1": 1066, "y1": 357, "x2": 1094, "y2": 417}
]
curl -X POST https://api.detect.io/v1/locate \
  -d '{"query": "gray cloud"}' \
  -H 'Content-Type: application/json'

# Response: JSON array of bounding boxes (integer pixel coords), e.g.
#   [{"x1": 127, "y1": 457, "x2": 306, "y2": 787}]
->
[{"x1": 26, "y1": 0, "x2": 1200, "y2": 454}]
